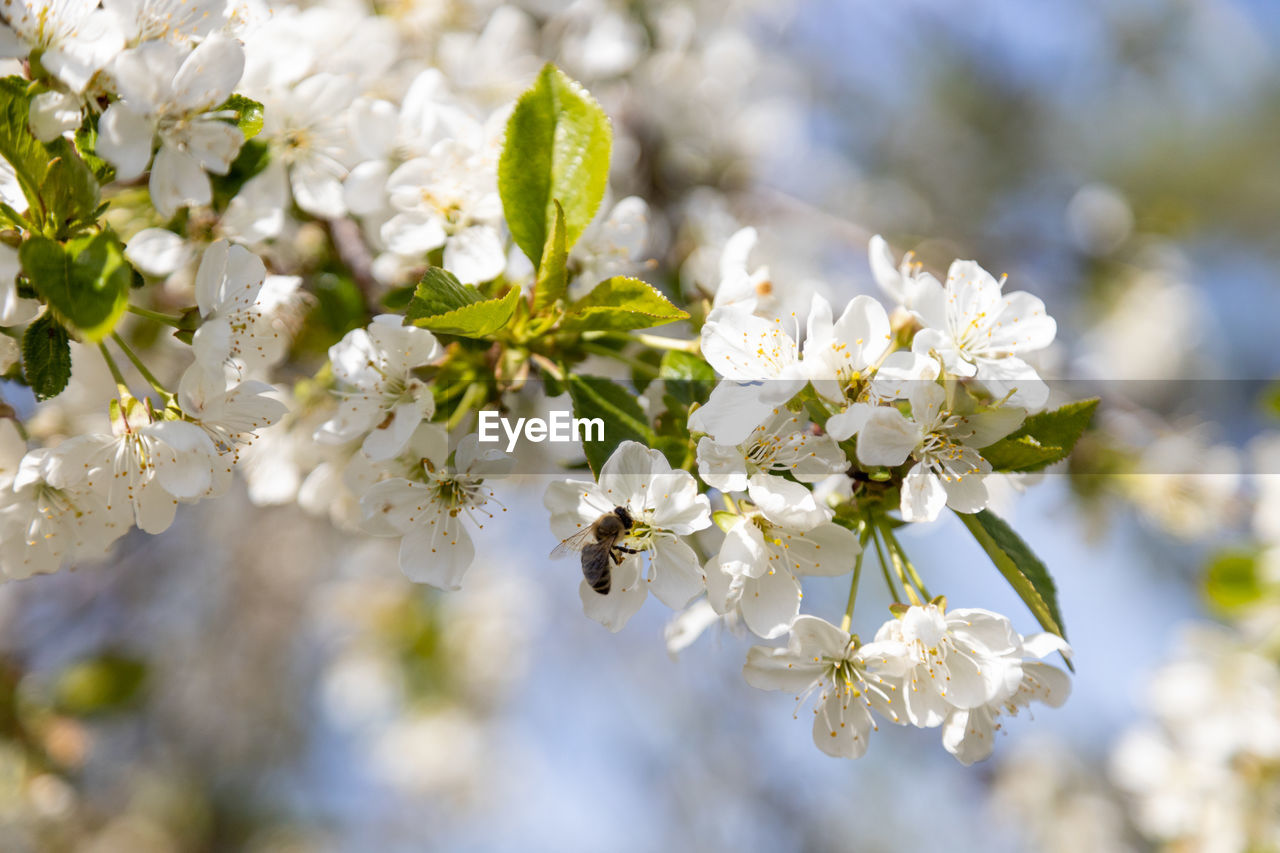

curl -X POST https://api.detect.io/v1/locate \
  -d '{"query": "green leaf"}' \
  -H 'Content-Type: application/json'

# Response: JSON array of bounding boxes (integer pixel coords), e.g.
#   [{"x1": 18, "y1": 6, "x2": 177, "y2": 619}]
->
[
  {"x1": 210, "y1": 139, "x2": 270, "y2": 210},
  {"x1": 1203, "y1": 549, "x2": 1270, "y2": 615},
  {"x1": 558, "y1": 277, "x2": 688, "y2": 333},
  {"x1": 41, "y1": 137, "x2": 101, "y2": 235},
  {"x1": 406, "y1": 267, "x2": 482, "y2": 317},
  {"x1": 0, "y1": 79, "x2": 101, "y2": 236},
  {"x1": 381, "y1": 283, "x2": 416, "y2": 312},
  {"x1": 406, "y1": 267, "x2": 520, "y2": 338},
  {"x1": 567, "y1": 375, "x2": 654, "y2": 477},
  {"x1": 983, "y1": 398, "x2": 1099, "y2": 473},
  {"x1": 20, "y1": 232, "x2": 131, "y2": 342},
  {"x1": 0, "y1": 77, "x2": 51, "y2": 217},
  {"x1": 217, "y1": 93, "x2": 265, "y2": 139},
  {"x1": 658, "y1": 350, "x2": 715, "y2": 408},
  {"x1": 956, "y1": 509, "x2": 1070, "y2": 665},
  {"x1": 532, "y1": 200, "x2": 567, "y2": 314},
  {"x1": 21, "y1": 312, "x2": 71, "y2": 400},
  {"x1": 74, "y1": 114, "x2": 116, "y2": 184},
  {"x1": 499, "y1": 63, "x2": 611, "y2": 267},
  {"x1": 1262, "y1": 383, "x2": 1280, "y2": 420},
  {"x1": 55, "y1": 654, "x2": 148, "y2": 716}
]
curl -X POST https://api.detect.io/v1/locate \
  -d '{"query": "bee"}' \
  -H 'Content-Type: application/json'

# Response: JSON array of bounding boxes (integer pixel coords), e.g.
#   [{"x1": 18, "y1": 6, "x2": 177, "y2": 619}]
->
[{"x1": 550, "y1": 506, "x2": 638, "y2": 595}]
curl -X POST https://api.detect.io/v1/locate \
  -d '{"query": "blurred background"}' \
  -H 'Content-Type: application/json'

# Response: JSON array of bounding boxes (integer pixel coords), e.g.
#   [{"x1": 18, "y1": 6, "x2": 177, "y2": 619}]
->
[{"x1": 2, "y1": 0, "x2": 1279, "y2": 850}]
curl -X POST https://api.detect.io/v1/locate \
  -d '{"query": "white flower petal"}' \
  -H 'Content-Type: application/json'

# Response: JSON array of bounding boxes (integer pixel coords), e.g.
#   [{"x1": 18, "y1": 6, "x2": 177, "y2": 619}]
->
[
  {"x1": 444, "y1": 225, "x2": 506, "y2": 285},
  {"x1": 739, "y1": 566, "x2": 801, "y2": 639},
  {"x1": 580, "y1": 552, "x2": 646, "y2": 632},
  {"x1": 856, "y1": 407, "x2": 919, "y2": 467},
  {"x1": 97, "y1": 102, "x2": 153, "y2": 180},
  {"x1": 646, "y1": 536, "x2": 704, "y2": 610},
  {"x1": 150, "y1": 144, "x2": 211, "y2": 218},
  {"x1": 746, "y1": 472, "x2": 828, "y2": 531},
  {"x1": 125, "y1": 228, "x2": 190, "y2": 277}
]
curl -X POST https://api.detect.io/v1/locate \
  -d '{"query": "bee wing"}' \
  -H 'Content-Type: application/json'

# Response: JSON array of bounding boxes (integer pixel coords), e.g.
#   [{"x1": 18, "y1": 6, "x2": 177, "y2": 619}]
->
[{"x1": 550, "y1": 526, "x2": 596, "y2": 559}]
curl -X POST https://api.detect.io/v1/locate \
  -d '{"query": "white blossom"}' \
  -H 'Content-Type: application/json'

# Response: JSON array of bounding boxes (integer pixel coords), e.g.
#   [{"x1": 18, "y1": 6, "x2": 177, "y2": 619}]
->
[
  {"x1": 255, "y1": 73, "x2": 359, "y2": 220},
  {"x1": 59, "y1": 414, "x2": 226, "y2": 535},
  {"x1": 695, "y1": 408, "x2": 847, "y2": 494},
  {"x1": 0, "y1": 0, "x2": 124, "y2": 92},
  {"x1": 191, "y1": 240, "x2": 293, "y2": 382},
  {"x1": 743, "y1": 615, "x2": 909, "y2": 759},
  {"x1": 711, "y1": 226, "x2": 771, "y2": 312},
  {"x1": 909, "y1": 258, "x2": 1057, "y2": 410},
  {"x1": 381, "y1": 117, "x2": 505, "y2": 286},
  {"x1": 106, "y1": 0, "x2": 228, "y2": 45},
  {"x1": 707, "y1": 503, "x2": 859, "y2": 639},
  {"x1": 98, "y1": 34, "x2": 246, "y2": 217},
  {"x1": 359, "y1": 428, "x2": 510, "y2": 590},
  {"x1": 868, "y1": 234, "x2": 938, "y2": 312},
  {"x1": 871, "y1": 603, "x2": 1025, "y2": 728},
  {"x1": 0, "y1": 437, "x2": 128, "y2": 579},
  {"x1": 314, "y1": 314, "x2": 440, "y2": 462},
  {"x1": 941, "y1": 631, "x2": 1073, "y2": 765},
  {"x1": 689, "y1": 304, "x2": 804, "y2": 446},
  {"x1": 856, "y1": 381, "x2": 1024, "y2": 522},
  {"x1": 569, "y1": 195, "x2": 649, "y2": 298},
  {"x1": 543, "y1": 441, "x2": 712, "y2": 632}
]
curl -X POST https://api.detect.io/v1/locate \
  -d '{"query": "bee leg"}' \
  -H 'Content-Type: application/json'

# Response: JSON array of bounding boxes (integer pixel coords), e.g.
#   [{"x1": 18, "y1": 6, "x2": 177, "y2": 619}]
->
[{"x1": 615, "y1": 546, "x2": 640, "y2": 554}]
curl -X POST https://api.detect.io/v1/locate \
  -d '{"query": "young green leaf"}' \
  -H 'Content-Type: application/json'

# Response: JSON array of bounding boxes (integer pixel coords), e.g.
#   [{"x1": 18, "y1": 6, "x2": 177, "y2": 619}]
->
[
  {"x1": 1203, "y1": 549, "x2": 1271, "y2": 615},
  {"x1": 499, "y1": 64, "x2": 611, "y2": 267},
  {"x1": 216, "y1": 94, "x2": 265, "y2": 139},
  {"x1": 406, "y1": 268, "x2": 520, "y2": 337},
  {"x1": 982, "y1": 398, "x2": 1099, "y2": 473},
  {"x1": 0, "y1": 79, "x2": 102, "y2": 235},
  {"x1": 20, "y1": 232, "x2": 132, "y2": 342},
  {"x1": 41, "y1": 137, "x2": 101, "y2": 236},
  {"x1": 22, "y1": 312, "x2": 72, "y2": 400},
  {"x1": 210, "y1": 140, "x2": 270, "y2": 210},
  {"x1": 532, "y1": 201, "x2": 567, "y2": 314},
  {"x1": 658, "y1": 350, "x2": 715, "y2": 408},
  {"x1": 0, "y1": 77, "x2": 51, "y2": 217},
  {"x1": 75, "y1": 115, "x2": 116, "y2": 184},
  {"x1": 408, "y1": 288, "x2": 520, "y2": 337},
  {"x1": 406, "y1": 266, "x2": 482, "y2": 316},
  {"x1": 55, "y1": 654, "x2": 148, "y2": 715},
  {"x1": 567, "y1": 375, "x2": 655, "y2": 477},
  {"x1": 558, "y1": 277, "x2": 689, "y2": 333},
  {"x1": 956, "y1": 509, "x2": 1070, "y2": 666}
]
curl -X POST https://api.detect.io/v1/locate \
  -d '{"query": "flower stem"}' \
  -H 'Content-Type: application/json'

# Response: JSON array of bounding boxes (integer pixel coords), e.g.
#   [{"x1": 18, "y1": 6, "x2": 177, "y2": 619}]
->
[
  {"x1": 446, "y1": 382, "x2": 488, "y2": 431},
  {"x1": 110, "y1": 332, "x2": 169, "y2": 396},
  {"x1": 869, "y1": 521, "x2": 906, "y2": 605},
  {"x1": 840, "y1": 522, "x2": 871, "y2": 633},
  {"x1": 884, "y1": 532, "x2": 922, "y2": 606},
  {"x1": 581, "y1": 342, "x2": 659, "y2": 376},
  {"x1": 630, "y1": 332, "x2": 700, "y2": 354},
  {"x1": 881, "y1": 522, "x2": 931, "y2": 602},
  {"x1": 529, "y1": 353, "x2": 565, "y2": 382},
  {"x1": 97, "y1": 342, "x2": 128, "y2": 389},
  {"x1": 127, "y1": 304, "x2": 185, "y2": 328}
]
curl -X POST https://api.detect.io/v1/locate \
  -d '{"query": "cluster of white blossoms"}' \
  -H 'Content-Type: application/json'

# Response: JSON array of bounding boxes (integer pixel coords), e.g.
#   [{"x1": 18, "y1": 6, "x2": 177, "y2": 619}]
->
[
  {"x1": 0, "y1": 239, "x2": 289, "y2": 579},
  {"x1": 1101, "y1": 435, "x2": 1280, "y2": 851},
  {"x1": 1111, "y1": 624, "x2": 1280, "y2": 852},
  {"x1": 0, "y1": 0, "x2": 1082, "y2": 769},
  {"x1": 744, "y1": 607, "x2": 1070, "y2": 762},
  {"x1": 545, "y1": 232, "x2": 1074, "y2": 762}
]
